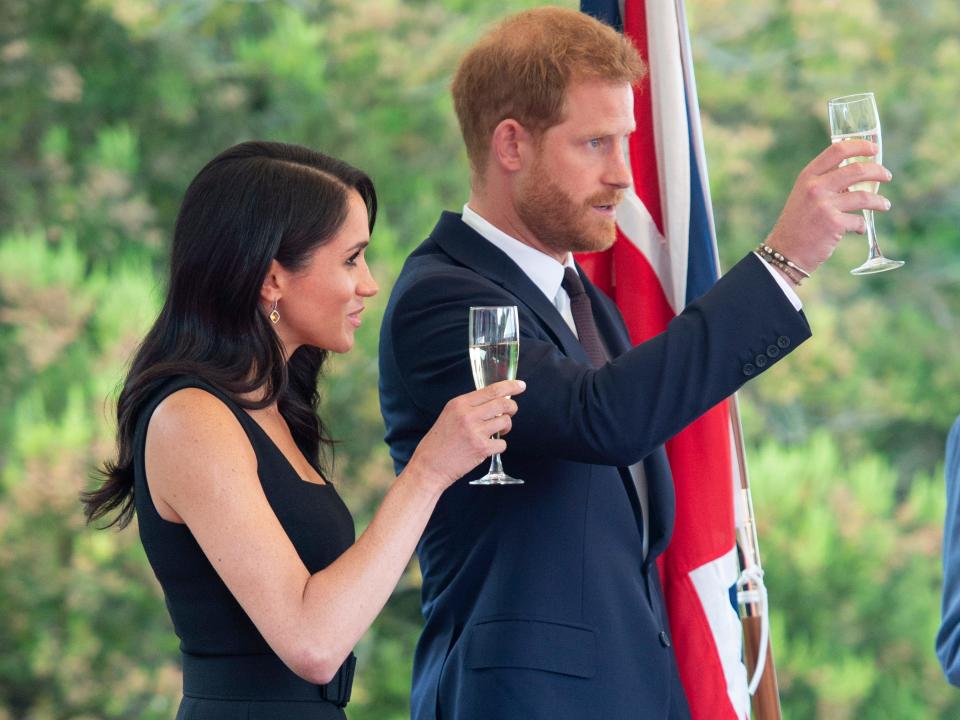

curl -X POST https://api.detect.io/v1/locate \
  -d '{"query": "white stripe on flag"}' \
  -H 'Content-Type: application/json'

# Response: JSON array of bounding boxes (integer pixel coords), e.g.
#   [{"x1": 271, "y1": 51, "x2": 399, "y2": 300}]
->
[{"x1": 645, "y1": 0, "x2": 689, "y2": 312}]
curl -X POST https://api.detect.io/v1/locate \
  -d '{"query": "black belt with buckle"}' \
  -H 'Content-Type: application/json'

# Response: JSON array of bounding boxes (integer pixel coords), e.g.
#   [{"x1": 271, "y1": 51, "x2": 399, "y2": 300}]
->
[
  {"x1": 182, "y1": 651, "x2": 356, "y2": 708},
  {"x1": 320, "y1": 652, "x2": 356, "y2": 707}
]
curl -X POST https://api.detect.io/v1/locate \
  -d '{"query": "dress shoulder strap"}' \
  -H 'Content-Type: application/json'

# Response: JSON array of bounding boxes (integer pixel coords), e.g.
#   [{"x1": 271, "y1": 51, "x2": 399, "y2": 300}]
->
[{"x1": 136, "y1": 373, "x2": 261, "y2": 437}]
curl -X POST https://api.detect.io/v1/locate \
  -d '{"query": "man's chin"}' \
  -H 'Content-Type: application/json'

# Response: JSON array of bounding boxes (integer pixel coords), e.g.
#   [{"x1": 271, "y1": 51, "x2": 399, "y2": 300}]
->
[{"x1": 570, "y1": 227, "x2": 618, "y2": 254}]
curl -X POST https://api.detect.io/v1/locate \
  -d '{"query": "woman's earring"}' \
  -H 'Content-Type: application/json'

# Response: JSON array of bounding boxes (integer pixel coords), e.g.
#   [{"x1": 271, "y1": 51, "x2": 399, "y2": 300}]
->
[{"x1": 269, "y1": 299, "x2": 280, "y2": 325}]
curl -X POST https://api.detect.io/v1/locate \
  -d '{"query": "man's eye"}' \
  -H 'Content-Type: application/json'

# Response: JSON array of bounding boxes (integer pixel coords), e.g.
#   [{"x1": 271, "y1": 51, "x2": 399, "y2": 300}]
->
[{"x1": 589, "y1": 138, "x2": 603, "y2": 149}]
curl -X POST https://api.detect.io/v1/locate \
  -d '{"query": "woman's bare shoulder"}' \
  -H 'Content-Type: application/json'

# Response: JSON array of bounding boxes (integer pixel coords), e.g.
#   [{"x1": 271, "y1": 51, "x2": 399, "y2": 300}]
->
[{"x1": 146, "y1": 386, "x2": 257, "y2": 490}]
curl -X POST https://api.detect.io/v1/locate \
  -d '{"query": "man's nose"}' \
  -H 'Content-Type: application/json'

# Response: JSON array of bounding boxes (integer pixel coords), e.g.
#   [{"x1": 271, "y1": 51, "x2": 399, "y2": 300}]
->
[{"x1": 605, "y1": 142, "x2": 632, "y2": 188}]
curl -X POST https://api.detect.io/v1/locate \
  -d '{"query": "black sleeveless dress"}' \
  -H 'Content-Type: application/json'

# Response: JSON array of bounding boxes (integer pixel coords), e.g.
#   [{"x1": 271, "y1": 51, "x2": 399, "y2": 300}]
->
[{"x1": 133, "y1": 376, "x2": 357, "y2": 719}]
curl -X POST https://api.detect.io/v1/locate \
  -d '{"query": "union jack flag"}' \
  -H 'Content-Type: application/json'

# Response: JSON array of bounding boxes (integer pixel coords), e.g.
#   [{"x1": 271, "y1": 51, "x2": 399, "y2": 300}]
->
[{"x1": 578, "y1": 1, "x2": 750, "y2": 717}]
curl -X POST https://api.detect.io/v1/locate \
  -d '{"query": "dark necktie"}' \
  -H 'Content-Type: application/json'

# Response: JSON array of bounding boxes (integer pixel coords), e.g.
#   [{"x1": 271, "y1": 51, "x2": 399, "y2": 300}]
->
[{"x1": 562, "y1": 267, "x2": 609, "y2": 367}]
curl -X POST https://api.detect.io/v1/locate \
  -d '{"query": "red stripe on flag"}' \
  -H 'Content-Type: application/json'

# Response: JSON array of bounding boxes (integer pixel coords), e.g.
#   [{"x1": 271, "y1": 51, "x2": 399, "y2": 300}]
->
[
  {"x1": 662, "y1": 402, "x2": 735, "y2": 574},
  {"x1": 657, "y1": 402, "x2": 738, "y2": 720},
  {"x1": 575, "y1": 246, "x2": 615, "y2": 298},
  {"x1": 609, "y1": 235, "x2": 673, "y2": 341}
]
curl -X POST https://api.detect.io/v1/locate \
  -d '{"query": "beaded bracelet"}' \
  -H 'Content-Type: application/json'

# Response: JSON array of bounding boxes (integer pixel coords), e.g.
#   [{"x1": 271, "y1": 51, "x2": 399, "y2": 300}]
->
[
  {"x1": 765, "y1": 257, "x2": 804, "y2": 286},
  {"x1": 756, "y1": 243, "x2": 811, "y2": 286}
]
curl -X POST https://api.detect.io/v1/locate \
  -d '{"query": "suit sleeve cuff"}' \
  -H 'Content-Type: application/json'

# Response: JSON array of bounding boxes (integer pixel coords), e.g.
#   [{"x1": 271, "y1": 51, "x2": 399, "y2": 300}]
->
[{"x1": 753, "y1": 251, "x2": 803, "y2": 311}]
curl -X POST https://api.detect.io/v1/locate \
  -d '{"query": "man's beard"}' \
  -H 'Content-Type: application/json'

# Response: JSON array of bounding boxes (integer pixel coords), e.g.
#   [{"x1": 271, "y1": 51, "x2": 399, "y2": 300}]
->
[{"x1": 515, "y1": 160, "x2": 623, "y2": 257}]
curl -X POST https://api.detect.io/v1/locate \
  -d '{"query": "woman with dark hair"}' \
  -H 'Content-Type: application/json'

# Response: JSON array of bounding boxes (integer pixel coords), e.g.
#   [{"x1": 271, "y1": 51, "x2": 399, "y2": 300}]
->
[{"x1": 82, "y1": 141, "x2": 523, "y2": 718}]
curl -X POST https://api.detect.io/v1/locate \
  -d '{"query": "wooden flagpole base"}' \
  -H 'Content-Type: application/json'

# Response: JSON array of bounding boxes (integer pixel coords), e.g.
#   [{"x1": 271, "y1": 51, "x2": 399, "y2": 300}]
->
[{"x1": 743, "y1": 614, "x2": 781, "y2": 720}]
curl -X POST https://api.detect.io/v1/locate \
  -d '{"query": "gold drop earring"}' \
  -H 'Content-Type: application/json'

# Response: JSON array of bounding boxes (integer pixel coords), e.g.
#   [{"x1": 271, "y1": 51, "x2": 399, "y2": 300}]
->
[{"x1": 269, "y1": 299, "x2": 281, "y2": 324}]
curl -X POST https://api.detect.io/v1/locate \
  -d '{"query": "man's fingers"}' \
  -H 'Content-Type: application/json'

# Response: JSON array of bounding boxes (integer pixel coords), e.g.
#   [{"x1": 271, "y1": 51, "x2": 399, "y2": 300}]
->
[
  {"x1": 483, "y1": 413, "x2": 513, "y2": 437},
  {"x1": 822, "y1": 161, "x2": 891, "y2": 193},
  {"x1": 808, "y1": 140, "x2": 879, "y2": 176},
  {"x1": 487, "y1": 436, "x2": 508, "y2": 455},
  {"x1": 839, "y1": 211, "x2": 868, "y2": 235},
  {"x1": 835, "y1": 190, "x2": 891, "y2": 214}
]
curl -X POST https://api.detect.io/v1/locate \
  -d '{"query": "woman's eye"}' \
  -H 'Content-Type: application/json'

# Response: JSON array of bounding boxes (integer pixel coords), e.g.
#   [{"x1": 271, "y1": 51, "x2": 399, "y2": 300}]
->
[{"x1": 346, "y1": 252, "x2": 361, "y2": 266}]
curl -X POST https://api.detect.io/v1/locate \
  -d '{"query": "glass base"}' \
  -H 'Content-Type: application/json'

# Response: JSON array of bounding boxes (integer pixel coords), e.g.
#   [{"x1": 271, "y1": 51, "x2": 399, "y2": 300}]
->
[
  {"x1": 850, "y1": 257, "x2": 905, "y2": 275},
  {"x1": 469, "y1": 473, "x2": 524, "y2": 485}
]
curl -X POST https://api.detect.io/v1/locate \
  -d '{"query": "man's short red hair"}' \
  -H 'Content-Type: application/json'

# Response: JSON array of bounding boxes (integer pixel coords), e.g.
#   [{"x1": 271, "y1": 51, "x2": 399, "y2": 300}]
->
[{"x1": 452, "y1": 7, "x2": 645, "y2": 175}]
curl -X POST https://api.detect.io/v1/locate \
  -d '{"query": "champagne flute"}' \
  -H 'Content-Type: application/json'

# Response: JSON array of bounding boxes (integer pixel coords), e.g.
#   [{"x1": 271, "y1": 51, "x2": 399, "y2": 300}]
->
[
  {"x1": 468, "y1": 306, "x2": 522, "y2": 485},
  {"x1": 827, "y1": 92, "x2": 904, "y2": 275}
]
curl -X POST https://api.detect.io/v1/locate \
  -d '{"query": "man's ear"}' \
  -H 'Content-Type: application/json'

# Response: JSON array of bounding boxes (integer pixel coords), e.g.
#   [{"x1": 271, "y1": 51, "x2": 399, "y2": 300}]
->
[{"x1": 490, "y1": 119, "x2": 535, "y2": 173}]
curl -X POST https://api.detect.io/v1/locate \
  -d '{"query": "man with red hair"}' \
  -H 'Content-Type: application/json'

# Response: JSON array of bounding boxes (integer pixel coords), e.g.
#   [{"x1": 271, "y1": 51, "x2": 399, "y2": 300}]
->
[{"x1": 380, "y1": 7, "x2": 891, "y2": 719}]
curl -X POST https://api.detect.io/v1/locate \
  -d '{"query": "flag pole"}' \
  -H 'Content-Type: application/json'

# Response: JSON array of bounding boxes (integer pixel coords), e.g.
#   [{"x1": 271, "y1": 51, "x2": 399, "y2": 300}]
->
[{"x1": 730, "y1": 393, "x2": 782, "y2": 719}]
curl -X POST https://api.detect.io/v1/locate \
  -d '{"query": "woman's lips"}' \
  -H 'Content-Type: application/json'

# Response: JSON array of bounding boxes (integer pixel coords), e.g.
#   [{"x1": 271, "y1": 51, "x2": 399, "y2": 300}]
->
[{"x1": 347, "y1": 307, "x2": 364, "y2": 328}]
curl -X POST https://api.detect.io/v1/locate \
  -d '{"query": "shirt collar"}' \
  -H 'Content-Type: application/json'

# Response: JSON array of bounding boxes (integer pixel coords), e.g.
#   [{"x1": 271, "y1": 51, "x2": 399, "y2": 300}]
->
[{"x1": 461, "y1": 204, "x2": 575, "y2": 305}]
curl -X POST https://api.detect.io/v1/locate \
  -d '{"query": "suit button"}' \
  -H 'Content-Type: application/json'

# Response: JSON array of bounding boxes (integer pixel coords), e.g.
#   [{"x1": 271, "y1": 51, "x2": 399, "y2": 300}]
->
[
  {"x1": 755, "y1": 354, "x2": 768, "y2": 368},
  {"x1": 766, "y1": 344, "x2": 780, "y2": 358},
  {"x1": 659, "y1": 631, "x2": 671, "y2": 648},
  {"x1": 742, "y1": 363, "x2": 756, "y2": 376},
  {"x1": 777, "y1": 335, "x2": 791, "y2": 349}
]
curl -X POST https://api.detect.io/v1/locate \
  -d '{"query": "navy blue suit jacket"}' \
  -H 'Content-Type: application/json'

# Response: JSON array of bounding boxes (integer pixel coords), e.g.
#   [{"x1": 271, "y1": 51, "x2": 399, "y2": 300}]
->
[{"x1": 378, "y1": 213, "x2": 811, "y2": 719}]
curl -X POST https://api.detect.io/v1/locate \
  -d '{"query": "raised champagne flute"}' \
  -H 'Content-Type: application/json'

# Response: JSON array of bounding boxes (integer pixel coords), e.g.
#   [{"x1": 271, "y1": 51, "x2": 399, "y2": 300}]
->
[
  {"x1": 468, "y1": 306, "x2": 522, "y2": 485},
  {"x1": 827, "y1": 92, "x2": 904, "y2": 275}
]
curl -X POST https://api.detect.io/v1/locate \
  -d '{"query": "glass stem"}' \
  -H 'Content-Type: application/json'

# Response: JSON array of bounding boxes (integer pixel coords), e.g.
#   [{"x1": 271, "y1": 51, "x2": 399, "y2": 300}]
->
[
  {"x1": 863, "y1": 209, "x2": 882, "y2": 261},
  {"x1": 487, "y1": 434, "x2": 504, "y2": 477}
]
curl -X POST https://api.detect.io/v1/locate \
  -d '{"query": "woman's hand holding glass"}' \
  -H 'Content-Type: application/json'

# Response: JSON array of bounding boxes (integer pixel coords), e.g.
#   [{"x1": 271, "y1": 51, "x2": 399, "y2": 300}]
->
[{"x1": 406, "y1": 379, "x2": 525, "y2": 494}]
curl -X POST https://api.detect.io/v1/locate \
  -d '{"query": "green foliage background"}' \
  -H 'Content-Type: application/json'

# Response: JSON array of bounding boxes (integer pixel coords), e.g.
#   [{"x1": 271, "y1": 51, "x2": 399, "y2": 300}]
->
[{"x1": 1, "y1": 0, "x2": 958, "y2": 717}]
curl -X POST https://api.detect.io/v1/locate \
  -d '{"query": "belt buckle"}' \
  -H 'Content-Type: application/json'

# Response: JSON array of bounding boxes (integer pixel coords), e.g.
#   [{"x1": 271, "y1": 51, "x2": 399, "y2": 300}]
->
[{"x1": 320, "y1": 653, "x2": 356, "y2": 708}]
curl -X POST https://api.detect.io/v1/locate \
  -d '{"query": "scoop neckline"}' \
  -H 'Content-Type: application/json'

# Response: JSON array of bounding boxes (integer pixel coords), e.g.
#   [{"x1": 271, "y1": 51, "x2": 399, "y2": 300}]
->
[{"x1": 241, "y1": 411, "x2": 334, "y2": 490}]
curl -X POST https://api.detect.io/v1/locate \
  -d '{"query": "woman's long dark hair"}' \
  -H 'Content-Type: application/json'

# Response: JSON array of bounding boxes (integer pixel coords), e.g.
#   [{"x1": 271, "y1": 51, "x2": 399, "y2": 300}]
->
[{"x1": 83, "y1": 141, "x2": 377, "y2": 528}]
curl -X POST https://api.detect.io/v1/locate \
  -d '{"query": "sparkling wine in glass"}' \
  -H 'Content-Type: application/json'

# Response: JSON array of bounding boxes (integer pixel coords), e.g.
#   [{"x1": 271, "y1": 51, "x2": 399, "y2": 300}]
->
[
  {"x1": 827, "y1": 92, "x2": 904, "y2": 275},
  {"x1": 468, "y1": 306, "x2": 522, "y2": 485}
]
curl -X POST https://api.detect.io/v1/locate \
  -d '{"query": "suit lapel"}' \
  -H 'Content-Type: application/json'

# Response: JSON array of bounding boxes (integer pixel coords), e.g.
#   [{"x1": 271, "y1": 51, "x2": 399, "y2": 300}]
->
[{"x1": 429, "y1": 212, "x2": 592, "y2": 366}]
